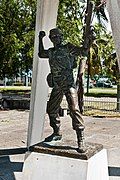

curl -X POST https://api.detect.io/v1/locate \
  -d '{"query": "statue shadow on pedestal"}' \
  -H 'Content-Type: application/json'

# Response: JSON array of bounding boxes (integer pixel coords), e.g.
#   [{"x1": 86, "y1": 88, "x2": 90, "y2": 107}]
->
[
  {"x1": 29, "y1": 140, "x2": 105, "y2": 160},
  {"x1": 40, "y1": 140, "x2": 77, "y2": 151}
]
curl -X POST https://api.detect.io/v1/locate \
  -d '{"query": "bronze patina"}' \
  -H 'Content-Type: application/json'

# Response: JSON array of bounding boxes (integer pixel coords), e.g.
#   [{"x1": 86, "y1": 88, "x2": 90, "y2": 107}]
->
[{"x1": 38, "y1": 28, "x2": 88, "y2": 153}]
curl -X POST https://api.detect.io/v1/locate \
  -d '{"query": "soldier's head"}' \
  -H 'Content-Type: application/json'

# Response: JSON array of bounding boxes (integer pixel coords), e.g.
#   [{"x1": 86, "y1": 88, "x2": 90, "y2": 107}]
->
[{"x1": 49, "y1": 28, "x2": 63, "y2": 46}]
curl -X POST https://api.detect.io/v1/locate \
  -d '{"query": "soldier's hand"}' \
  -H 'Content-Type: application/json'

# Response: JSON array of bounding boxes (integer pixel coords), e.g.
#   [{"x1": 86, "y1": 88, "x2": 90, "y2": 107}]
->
[
  {"x1": 39, "y1": 31, "x2": 46, "y2": 38},
  {"x1": 89, "y1": 28, "x2": 96, "y2": 43}
]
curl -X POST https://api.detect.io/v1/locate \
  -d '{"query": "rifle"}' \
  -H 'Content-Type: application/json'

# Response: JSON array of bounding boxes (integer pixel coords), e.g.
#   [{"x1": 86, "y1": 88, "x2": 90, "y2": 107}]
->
[
  {"x1": 77, "y1": 0, "x2": 93, "y2": 113},
  {"x1": 83, "y1": 1, "x2": 93, "y2": 50}
]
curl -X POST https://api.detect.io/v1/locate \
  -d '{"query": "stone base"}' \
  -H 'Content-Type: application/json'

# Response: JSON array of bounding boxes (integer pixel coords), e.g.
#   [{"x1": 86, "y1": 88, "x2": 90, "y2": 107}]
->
[{"x1": 23, "y1": 142, "x2": 109, "y2": 180}]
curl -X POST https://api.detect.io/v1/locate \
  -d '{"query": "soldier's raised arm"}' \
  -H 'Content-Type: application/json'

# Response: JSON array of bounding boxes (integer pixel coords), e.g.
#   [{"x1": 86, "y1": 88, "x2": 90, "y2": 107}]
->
[
  {"x1": 67, "y1": 42, "x2": 88, "y2": 57},
  {"x1": 67, "y1": 28, "x2": 95, "y2": 58},
  {"x1": 38, "y1": 31, "x2": 49, "y2": 58}
]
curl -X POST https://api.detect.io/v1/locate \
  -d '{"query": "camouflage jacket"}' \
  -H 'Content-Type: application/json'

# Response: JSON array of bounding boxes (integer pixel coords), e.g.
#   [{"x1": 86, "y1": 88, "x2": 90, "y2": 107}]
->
[{"x1": 48, "y1": 43, "x2": 78, "y2": 88}]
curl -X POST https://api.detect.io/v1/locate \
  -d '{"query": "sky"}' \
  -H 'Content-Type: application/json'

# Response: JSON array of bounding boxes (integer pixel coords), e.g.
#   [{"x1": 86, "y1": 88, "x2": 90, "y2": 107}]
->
[{"x1": 105, "y1": 8, "x2": 112, "y2": 32}]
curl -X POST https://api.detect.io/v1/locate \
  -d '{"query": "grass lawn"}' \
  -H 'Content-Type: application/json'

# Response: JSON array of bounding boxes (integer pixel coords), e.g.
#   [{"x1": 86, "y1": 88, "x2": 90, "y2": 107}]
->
[
  {"x1": 0, "y1": 86, "x2": 117, "y2": 97},
  {"x1": 84, "y1": 110, "x2": 120, "y2": 117},
  {"x1": 85, "y1": 87, "x2": 117, "y2": 97},
  {"x1": 0, "y1": 86, "x2": 31, "y2": 94},
  {"x1": 0, "y1": 86, "x2": 31, "y2": 90}
]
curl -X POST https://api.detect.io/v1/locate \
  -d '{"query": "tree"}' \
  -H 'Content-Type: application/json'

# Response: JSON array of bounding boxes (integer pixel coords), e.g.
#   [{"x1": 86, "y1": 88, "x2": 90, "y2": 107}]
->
[
  {"x1": 0, "y1": 0, "x2": 36, "y2": 82},
  {"x1": 89, "y1": 24, "x2": 115, "y2": 78},
  {"x1": 104, "y1": 52, "x2": 120, "y2": 111}
]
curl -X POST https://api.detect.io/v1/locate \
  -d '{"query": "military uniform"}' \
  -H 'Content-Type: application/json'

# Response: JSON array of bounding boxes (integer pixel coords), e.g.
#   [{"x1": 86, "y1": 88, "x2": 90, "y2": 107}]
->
[{"x1": 46, "y1": 43, "x2": 84, "y2": 134}]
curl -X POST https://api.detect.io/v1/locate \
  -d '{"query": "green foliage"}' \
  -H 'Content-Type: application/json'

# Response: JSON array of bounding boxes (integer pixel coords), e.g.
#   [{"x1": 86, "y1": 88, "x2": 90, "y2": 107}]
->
[
  {"x1": 0, "y1": 0, "x2": 36, "y2": 79},
  {"x1": 89, "y1": 25, "x2": 115, "y2": 78},
  {"x1": 104, "y1": 52, "x2": 119, "y2": 81},
  {"x1": 58, "y1": 0, "x2": 116, "y2": 81},
  {"x1": 57, "y1": 0, "x2": 84, "y2": 45},
  {"x1": 0, "y1": 0, "x2": 117, "y2": 83},
  {"x1": 57, "y1": 0, "x2": 108, "y2": 45}
]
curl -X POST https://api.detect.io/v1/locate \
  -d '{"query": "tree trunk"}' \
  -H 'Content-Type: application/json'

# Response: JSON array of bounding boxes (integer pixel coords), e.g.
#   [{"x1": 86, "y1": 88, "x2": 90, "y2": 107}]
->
[
  {"x1": 86, "y1": 51, "x2": 90, "y2": 94},
  {"x1": 77, "y1": 59, "x2": 86, "y2": 114},
  {"x1": 4, "y1": 77, "x2": 7, "y2": 86}
]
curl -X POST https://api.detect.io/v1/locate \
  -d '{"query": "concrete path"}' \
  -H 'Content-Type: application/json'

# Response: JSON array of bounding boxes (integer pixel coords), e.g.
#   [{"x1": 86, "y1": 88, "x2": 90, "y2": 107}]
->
[{"x1": 0, "y1": 110, "x2": 120, "y2": 179}]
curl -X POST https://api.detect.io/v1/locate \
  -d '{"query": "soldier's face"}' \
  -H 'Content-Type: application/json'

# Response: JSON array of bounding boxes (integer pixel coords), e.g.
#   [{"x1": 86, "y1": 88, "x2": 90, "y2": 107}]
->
[{"x1": 49, "y1": 33, "x2": 63, "y2": 46}]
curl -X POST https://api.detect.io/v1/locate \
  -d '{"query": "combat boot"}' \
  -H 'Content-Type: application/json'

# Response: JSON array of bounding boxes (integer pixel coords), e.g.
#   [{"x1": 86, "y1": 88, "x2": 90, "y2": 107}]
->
[
  {"x1": 44, "y1": 126, "x2": 62, "y2": 142},
  {"x1": 76, "y1": 126, "x2": 86, "y2": 153}
]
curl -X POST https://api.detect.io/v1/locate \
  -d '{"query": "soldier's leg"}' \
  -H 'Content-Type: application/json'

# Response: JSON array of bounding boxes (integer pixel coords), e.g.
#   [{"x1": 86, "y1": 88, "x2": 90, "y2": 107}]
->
[
  {"x1": 65, "y1": 88, "x2": 86, "y2": 152},
  {"x1": 45, "y1": 87, "x2": 63, "y2": 142},
  {"x1": 65, "y1": 88, "x2": 84, "y2": 129}
]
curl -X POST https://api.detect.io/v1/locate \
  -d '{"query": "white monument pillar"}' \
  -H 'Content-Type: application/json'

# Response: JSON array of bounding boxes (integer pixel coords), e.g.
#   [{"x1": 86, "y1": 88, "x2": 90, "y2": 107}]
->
[
  {"x1": 27, "y1": 0, "x2": 59, "y2": 147},
  {"x1": 107, "y1": 0, "x2": 120, "y2": 71},
  {"x1": 107, "y1": 0, "x2": 120, "y2": 111}
]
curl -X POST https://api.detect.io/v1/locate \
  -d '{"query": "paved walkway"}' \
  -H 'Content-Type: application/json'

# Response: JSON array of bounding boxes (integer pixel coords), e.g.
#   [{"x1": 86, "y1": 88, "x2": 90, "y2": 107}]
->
[{"x1": 0, "y1": 110, "x2": 120, "y2": 179}]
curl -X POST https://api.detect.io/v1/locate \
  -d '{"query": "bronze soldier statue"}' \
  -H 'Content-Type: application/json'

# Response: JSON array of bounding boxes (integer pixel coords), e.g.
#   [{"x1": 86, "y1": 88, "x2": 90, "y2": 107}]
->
[{"x1": 38, "y1": 28, "x2": 89, "y2": 153}]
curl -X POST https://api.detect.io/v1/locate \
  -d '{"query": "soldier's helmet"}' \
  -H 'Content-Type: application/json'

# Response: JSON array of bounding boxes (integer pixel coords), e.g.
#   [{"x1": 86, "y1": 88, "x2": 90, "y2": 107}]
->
[{"x1": 49, "y1": 28, "x2": 63, "y2": 38}]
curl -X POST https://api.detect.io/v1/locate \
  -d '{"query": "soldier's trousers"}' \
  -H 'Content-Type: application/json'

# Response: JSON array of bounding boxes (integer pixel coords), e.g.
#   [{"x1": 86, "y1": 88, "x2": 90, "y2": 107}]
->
[{"x1": 47, "y1": 86, "x2": 84, "y2": 133}]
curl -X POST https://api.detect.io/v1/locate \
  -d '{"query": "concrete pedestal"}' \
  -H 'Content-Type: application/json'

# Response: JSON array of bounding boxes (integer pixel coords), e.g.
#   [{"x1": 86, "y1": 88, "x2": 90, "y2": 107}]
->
[{"x1": 23, "y1": 142, "x2": 109, "y2": 180}]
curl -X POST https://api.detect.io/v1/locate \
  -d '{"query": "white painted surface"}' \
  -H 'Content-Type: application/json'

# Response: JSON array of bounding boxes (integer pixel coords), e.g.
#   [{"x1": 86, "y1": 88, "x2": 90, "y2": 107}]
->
[
  {"x1": 0, "y1": 93, "x2": 2, "y2": 99},
  {"x1": 107, "y1": 0, "x2": 120, "y2": 71},
  {"x1": 87, "y1": 149, "x2": 109, "y2": 180},
  {"x1": 23, "y1": 149, "x2": 109, "y2": 180},
  {"x1": 27, "y1": 0, "x2": 59, "y2": 147}
]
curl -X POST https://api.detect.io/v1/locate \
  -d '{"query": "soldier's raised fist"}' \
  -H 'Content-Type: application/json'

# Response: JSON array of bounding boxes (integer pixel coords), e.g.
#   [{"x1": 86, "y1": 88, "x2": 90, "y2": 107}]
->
[{"x1": 39, "y1": 31, "x2": 46, "y2": 38}]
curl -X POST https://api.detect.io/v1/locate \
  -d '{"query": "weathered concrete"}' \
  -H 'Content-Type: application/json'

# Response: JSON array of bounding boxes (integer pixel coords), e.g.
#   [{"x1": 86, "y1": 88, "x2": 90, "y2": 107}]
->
[
  {"x1": 0, "y1": 110, "x2": 120, "y2": 179},
  {"x1": 23, "y1": 149, "x2": 108, "y2": 180}
]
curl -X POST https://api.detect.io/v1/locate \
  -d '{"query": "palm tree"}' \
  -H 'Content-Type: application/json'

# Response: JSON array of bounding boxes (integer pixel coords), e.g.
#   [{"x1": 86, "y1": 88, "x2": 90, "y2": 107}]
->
[
  {"x1": 105, "y1": 52, "x2": 120, "y2": 111},
  {"x1": 77, "y1": 0, "x2": 108, "y2": 113}
]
